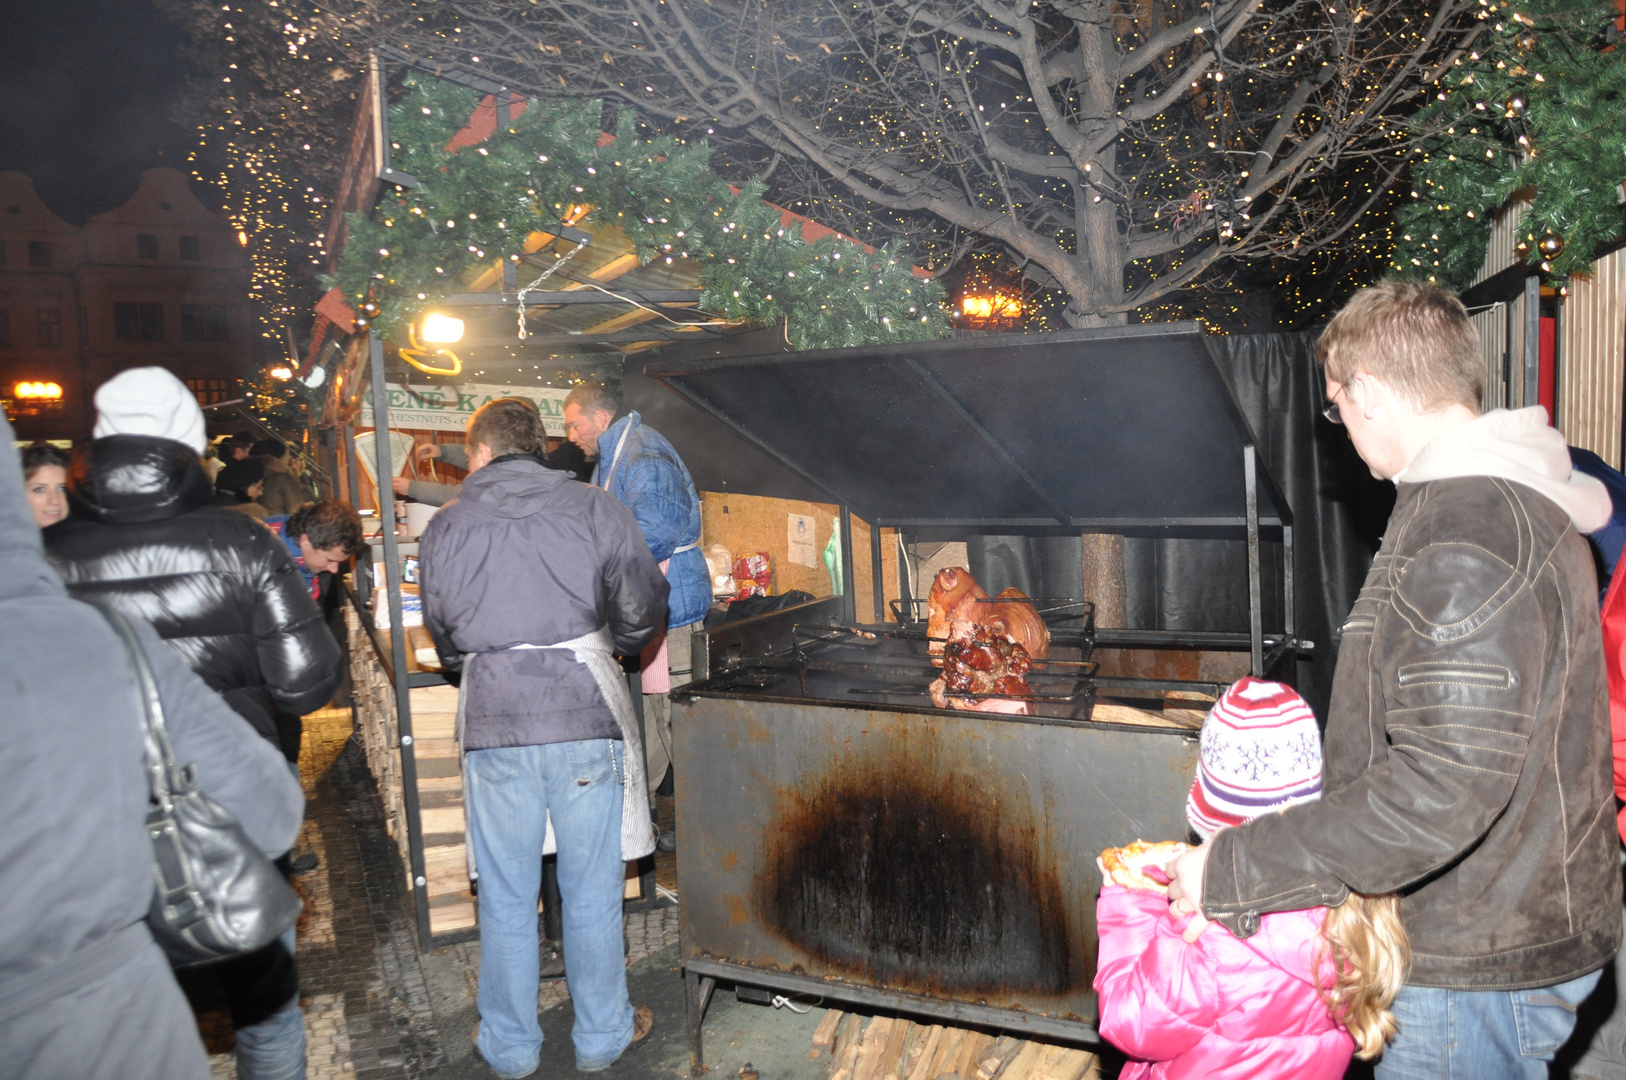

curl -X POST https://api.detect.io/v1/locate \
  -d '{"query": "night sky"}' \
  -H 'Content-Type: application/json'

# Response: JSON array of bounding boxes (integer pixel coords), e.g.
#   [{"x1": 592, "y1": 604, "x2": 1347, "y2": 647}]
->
[{"x1": 0, "y1": 0, "x2": 205, "y2": 224}]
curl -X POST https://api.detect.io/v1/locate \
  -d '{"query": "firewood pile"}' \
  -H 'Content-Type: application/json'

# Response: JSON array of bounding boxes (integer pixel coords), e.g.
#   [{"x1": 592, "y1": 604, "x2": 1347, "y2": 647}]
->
[{"x1": 809, "y1": 1011, "x2": 1101, "y2": 1080}]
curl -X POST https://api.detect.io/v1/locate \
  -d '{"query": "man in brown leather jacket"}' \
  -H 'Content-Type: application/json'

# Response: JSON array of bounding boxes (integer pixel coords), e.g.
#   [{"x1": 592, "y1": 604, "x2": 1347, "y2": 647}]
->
[{"x1": 1166, "y1": 281, "x2": 1622, "y2": 1077}]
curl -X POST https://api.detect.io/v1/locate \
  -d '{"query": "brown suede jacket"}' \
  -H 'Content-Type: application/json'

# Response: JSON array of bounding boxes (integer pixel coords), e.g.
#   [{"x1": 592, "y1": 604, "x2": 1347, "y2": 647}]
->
[{"x1": 1204, "y1": 474, "x2": 1622, "y2": 989}]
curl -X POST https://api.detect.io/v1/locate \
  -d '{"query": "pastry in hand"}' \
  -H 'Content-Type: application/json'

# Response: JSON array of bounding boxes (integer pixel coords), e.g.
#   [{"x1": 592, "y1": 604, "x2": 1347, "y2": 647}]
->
[{"x1": 1100, "y1": 839, "x2": 1190, "y2": 893}]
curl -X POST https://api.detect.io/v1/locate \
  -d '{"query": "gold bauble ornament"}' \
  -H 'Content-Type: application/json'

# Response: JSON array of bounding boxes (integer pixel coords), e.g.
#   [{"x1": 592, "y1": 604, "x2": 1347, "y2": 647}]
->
[
  {"x1": 352, "y1": 316, "x2": 371, "y2": 331},
  {"x1": 1537, "y1": 230, "x2": 1565, "y2": 259},
  {"x1": 359, "y1": 299, "x2": 383, "y2": 319}
]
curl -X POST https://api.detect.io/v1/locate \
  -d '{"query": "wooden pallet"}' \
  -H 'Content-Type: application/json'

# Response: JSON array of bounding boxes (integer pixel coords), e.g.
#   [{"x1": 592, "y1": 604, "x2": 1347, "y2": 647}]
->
[{"x1": 811, "y1": 1012, "x2": 1099, "y2": 1080}]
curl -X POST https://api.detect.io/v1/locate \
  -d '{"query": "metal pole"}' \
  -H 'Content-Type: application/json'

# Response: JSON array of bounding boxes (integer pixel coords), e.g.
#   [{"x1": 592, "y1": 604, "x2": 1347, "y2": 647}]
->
[
  {"x1": 896, "y1": 530, "x2": 914, "y2": 623},
  {"x1": 344, "y1": 422, "x2": 368, "y2": 609},
  {"x1": 368, "y1": 333, "x2": 434, "y2": 949},
  {"x1": 1244, "y1": 445, "x2": 1263, "y2": 677},
  {"x1": 1523, "y1": 273, "x2": 1542, "y2": 411},
  {"x1": 870, "y1": 519, "x2": 885, "y2": 623},
  {"x1": 1552, "y1": 280, "x2": 1563, "y2": 428},
  {"x1": 838, "y1": 506, "x2": 857, "y2": 624},
  {"x1": 1282, "y1": 524, "x2": 1295, "y2": 641}
]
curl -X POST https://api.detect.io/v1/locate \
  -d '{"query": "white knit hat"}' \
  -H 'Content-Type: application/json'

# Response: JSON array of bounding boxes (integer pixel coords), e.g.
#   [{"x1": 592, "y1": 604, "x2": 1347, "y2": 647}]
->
[
  {"x1": 93, "y1": 367, "x2": 207, "y2": 454},
  {"x1": 1186, "y1": 677, "x2": 1323, "y2": 840}
]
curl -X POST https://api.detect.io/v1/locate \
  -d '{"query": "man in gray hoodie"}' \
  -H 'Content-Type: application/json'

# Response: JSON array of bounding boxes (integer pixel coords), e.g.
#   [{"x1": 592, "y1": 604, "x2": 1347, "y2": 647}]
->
[{"x1": 1166, "y1": 281, "x2": 1621, "y2": 1078}]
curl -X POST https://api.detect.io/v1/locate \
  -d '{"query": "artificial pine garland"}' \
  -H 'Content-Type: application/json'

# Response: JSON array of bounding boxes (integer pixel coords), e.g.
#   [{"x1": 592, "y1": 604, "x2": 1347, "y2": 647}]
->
[
  {"x1": 327, "y1": 77, "x2": 948, "y2": 349},
  {"x1": 1391, "y1": 0, "x2": 1626, "y2": 287}
]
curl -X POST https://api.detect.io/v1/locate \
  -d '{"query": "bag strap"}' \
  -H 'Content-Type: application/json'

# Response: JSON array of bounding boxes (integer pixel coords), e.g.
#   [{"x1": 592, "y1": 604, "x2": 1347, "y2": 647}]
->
[{"x1": 91, "y1": 604, "x2": 183, "y2": 809}]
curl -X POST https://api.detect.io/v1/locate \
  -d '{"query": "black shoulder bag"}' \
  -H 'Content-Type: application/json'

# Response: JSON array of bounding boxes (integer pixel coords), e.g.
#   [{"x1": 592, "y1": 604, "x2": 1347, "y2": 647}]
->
[{"x1": 98, "y1": 604, "x2": 303, "y2": 967}]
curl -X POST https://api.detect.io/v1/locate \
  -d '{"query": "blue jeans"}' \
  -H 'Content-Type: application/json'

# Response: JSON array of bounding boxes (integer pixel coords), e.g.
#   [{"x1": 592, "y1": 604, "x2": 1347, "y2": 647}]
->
[
  {"x1": 1374, "y1": 969, "x2": 1603, "y2": 1080},
  {"x1": 466, "y1": 740, "x2": 632, "y2": 1078},
  {"x1": 234, "y1": 927, "x2": 305, "y2": 1080}
]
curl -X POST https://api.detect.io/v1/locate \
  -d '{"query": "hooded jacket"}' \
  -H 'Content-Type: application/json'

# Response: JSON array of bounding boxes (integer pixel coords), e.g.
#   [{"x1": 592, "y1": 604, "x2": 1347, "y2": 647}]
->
[
  {"x1": 44, "y1": 433, "x2": 342, "y2": 744},
  {"x1": 419, "y1": 455, "x2": 669, "y2": 750},
  {"x1": 255, "y1": 454, "x2": 309, "y2": 517},
  {"x1": 1095, "y1": 888, "x2": 1353, "y2": 1080},
  {"x1": 1204, "y1": 407, "x2": 1622, "y2": 989},
  {"x1": 0, "y1": 411, "x2": 302, "y2": 1078},
  {"x1": 594, "y1": 412, "x2": 710, "y2": 629}
]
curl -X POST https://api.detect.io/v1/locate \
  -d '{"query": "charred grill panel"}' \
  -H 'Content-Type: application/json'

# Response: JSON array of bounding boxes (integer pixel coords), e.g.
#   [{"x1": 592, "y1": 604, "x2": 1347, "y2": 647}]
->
[
  {"x1": 760, "y1": 761, "x2": 1071, "y2": 996},
  {"x1": 674, "y1": 693, "x2": 1200, "y2": 1026}
]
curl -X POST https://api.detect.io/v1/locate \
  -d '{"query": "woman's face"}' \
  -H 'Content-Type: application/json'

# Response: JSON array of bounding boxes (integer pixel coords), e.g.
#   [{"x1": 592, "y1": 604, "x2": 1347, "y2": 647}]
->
[
  {"x1": 26, "y1": 464, "x2": 67, "y2": 528},
  {"x1": 247, "y1": 479, "x2": 265, "y2": 501}
]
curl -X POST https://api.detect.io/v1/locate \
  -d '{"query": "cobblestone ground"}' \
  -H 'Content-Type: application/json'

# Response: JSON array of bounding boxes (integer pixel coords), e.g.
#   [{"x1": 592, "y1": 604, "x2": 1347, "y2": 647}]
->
[{"x1": 191, "y1": 707, "x2": 681, "y2": 1080}]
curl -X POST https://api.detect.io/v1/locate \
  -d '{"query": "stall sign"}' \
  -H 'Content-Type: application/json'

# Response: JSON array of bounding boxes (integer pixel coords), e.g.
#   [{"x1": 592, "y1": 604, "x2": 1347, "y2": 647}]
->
[{"x1": 360, "y1": 382, "x2": 571, "y2": 435}]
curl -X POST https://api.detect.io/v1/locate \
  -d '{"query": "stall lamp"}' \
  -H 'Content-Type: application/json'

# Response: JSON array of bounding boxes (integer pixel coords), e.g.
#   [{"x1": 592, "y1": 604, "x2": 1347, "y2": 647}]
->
[
  {"x1": 400, "y1": 316, "x2": 463, "y2": 377},
  {"x1": 13, "y1": 381, "x2": 63, "y2": 400},
  {"x1": 419, "y1": 312, "x2": 466, "y2": 344},
  {"x1": 269, "y1": 366, "x2": 293, "y2": 380}
]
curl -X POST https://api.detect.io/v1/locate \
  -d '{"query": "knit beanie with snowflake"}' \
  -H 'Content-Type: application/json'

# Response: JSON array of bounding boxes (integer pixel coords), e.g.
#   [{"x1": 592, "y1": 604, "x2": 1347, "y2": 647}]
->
[{"x1": 1186, "y1": 677, "x2": 1323, "y2": 840}]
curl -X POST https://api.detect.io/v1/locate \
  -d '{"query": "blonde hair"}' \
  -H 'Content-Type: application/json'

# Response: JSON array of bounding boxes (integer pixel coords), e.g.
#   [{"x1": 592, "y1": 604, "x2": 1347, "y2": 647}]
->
[
  {"x1": 1317, "y1": 892, "x2": 1410, "y2": 1059},
  {"x1": 1316, "y1": 279, "x2": 1483, "y2": 412}
]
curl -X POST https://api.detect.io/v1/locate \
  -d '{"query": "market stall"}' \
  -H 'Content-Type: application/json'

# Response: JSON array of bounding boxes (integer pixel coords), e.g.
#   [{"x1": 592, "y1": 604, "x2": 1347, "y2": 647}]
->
[{"x1": 643, "y1": 323, "x2": 1304, "y2": 1069}]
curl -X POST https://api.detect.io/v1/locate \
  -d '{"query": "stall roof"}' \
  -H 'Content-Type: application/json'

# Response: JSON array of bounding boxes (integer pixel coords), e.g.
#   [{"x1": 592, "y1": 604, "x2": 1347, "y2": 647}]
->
[{"x1": 645, "y1": 324, "x2": 1290, "y2": 531}]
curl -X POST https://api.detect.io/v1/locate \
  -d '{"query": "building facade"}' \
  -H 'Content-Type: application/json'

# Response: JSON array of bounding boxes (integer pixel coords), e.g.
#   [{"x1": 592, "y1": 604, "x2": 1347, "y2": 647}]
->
[{"x1": 0, "y1": 168, "x2": 253, "y2": 441}]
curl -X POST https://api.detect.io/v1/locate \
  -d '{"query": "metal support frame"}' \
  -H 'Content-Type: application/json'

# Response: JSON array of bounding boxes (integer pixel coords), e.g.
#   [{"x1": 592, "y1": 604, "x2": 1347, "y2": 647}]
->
[
  {"x1": 1524, "y1": 273, "x2": 1543, "y2": 411},
  {"x1": 685, "y1": 969, "x2": 718, "y2": 1075},
  {"x1": 682, "y1": 957, "x2": 1097, "y2": 1075},
  {"x1": 345, "y1": 422, "x2": 368, "y2": 609},
  {"x1": 367, "y1": 333, "x2": 435, "y2": 949},
  {"x1": 1244, "y1": 444, "x2": 1264, "y2": 676},
  {"x1": 837, "y1": 506, "x2": 857, "y2": 624},
  {"x1": 896, "y1": 530, "x2": 915, "y2": 616},
  {"x1": 870, "y1": 519, "x2": 886, "y2": 622}
]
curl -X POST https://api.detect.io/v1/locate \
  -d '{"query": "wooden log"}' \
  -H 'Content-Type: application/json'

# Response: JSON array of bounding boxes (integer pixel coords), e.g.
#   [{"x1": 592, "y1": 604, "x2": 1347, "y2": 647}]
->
[
  {"x1": 1026, "y1": 1045, "x2": 1071, "y2": 1080},
  {"x1": 903, "y1": 1026, "x2": 946, "y2": 1080},
  {"x1": 925, "y1": 1029, "x2": 967, "y2": 1080},
  {"x1": 851, "y1": 1018, "x2": 895, "y2": 1080},
  {"x1": 1036, "y1": 1048, "x2": 1095, "y2": 1080},
  {"x1": 813, "y1": 1010, "x2": 845, "y2": 1049},
  {"x1": 884, "y1": 1022, "x2": 922, "y2": 1080},
  {"x1": 991, "y1": 1040, "x2": 1044, "y2": 1080},
  {"x1": 878, "y1": 1020, "x2": 914, "y2": 1080},
  {"x1": 975, "y1": 1036, "x2": 1022, "y2": 1080},
  {"x1": 827, "y1": 1015, "x2": 865, "y2": 1080},
  {"x1": 954, "y1": 1032, "x2": 993, "y2": 1080}
]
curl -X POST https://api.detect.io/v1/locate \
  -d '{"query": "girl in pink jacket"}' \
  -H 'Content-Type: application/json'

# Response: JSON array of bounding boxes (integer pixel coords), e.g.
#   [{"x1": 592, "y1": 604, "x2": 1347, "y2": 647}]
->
[{"x1": 1094, "y1": 678, "x2": 1408, "y2": 1080}]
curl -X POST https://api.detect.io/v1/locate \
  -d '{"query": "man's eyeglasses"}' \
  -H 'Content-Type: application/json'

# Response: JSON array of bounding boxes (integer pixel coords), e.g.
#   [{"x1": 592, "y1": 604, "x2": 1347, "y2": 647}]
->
[{"x1": 1323, "y1": 384, "x2": 1346, "y2": 425}]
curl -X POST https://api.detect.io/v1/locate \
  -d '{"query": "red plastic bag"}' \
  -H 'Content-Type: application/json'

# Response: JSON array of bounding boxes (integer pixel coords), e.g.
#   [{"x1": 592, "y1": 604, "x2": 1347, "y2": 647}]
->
[{"x1": 732, "y1": 553, "x2": 772, "y2": 600}]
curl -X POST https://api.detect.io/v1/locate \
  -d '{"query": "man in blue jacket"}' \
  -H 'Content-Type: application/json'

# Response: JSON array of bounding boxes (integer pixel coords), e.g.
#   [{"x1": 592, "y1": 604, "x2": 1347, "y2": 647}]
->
[{"x1": 565, "y1": 382, "x2": 708, "y2": 852}]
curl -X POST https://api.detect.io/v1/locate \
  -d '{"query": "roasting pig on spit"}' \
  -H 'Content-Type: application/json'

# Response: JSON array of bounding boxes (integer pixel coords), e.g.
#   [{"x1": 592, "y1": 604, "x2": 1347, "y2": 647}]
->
[{"x1": 924, "y1": 567, "x2": 1048, "y2": 714}]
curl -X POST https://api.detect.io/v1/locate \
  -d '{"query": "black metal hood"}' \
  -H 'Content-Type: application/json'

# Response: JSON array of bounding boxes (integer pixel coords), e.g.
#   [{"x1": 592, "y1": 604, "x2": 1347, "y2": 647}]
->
[{"x1": 645, "y1": 324, "x2": 1290, "y2": 532}]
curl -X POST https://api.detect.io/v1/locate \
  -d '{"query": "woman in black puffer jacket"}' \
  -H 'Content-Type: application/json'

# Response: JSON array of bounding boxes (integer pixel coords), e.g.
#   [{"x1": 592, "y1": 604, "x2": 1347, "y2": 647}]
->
[{"x1": 44, "y1": 432, "x2": 342, "y2": 745}]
